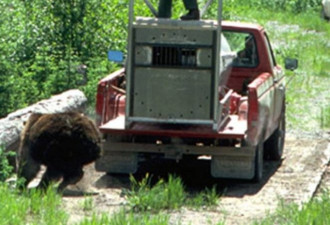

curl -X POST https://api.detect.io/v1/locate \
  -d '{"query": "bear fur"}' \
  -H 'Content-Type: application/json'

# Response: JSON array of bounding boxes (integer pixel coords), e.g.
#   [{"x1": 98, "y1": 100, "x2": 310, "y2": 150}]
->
[{"x1": 17, "y1": 112, "x2": 101, "y2": 192}]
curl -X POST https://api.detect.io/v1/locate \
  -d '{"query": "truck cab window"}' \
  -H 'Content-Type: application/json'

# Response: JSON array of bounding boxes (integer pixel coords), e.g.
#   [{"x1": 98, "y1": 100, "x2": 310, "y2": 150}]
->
[{"x1": 223, "y1": 31, "x2": 259, "y2": 67}]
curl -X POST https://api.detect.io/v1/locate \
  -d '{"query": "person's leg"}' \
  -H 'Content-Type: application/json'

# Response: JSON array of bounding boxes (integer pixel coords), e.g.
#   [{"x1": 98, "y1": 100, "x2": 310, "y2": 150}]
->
[
  {"x1": 181, "y1": 0, "x2": 200, "y2": 20},
  {"x1": 158, "y1": 0, "x2": 172, "y2": 18},
  {"x1": 182, "y1": 0, "x2": 198, "y2": 10}
]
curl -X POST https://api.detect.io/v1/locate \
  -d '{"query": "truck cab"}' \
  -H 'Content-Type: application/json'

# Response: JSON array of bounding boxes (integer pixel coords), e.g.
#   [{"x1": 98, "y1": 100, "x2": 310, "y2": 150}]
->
[
  {"x1": 95, "y1": 0, "x2": 297, "y2": 181},
  {"x1": 222, "y1": 21, "x2": 287, "y2": 146}
]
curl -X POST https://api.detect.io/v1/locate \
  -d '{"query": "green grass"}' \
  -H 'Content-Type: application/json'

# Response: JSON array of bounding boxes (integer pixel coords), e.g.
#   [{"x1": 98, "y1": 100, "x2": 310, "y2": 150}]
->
[
  {"x1": 126, "y1": 174, "x2": 186, "y2": 212},
  {"x1": 269, "y1": 16, "x2": 330, "y2": 131},
  {"x1": 78, "y1": 210, "x2": 170, "y2": 225},
  {"x1": 81, "y1": 196, "x2": 94, "y2": 211},
  {"x1": 0, "y1": 174, "x2": 219, "y2": 225},
  {"x1": 0, "y1": 180, "x2": 328, "y2": 225},
  {"x1": 321, "y1": 105, "x2": 330, "y2": 129},
  {"x1": 125, "y1": 174, "x2": 219, "y2": 212},
  {"x1": 253, "y1": 190, "x2": 330, "y2": 225},
  {"x1": 0, "y1": 184, "x2": 68, "y2": 225},
  {"x1": 0, "y1": 181, "x2": 172, "y2": 225}
]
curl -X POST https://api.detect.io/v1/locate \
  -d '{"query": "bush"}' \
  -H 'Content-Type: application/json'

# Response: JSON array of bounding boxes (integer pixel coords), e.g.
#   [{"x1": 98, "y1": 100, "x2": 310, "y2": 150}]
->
[{"x1": 0, "y1": 146, "x2": 15, "y2": 182}]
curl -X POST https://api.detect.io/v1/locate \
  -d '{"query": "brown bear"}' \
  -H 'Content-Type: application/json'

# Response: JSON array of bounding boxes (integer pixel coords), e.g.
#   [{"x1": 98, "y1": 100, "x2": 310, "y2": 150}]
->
[{"x1": 17, "y1": 112, "x2": 101, "y2": 192}]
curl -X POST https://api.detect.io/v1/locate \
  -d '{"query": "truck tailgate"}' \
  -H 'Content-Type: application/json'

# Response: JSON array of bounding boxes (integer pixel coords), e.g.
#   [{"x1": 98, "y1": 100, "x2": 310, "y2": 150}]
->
[{"x1": 99, "y1": 115, "x2": 247, "y2": 139}]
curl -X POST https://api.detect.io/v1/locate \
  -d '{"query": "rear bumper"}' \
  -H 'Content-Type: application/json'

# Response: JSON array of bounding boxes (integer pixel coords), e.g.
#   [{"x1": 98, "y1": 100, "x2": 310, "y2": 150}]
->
[{"x1": 97, "y1": 140, "x2": 256, "y2": 179}]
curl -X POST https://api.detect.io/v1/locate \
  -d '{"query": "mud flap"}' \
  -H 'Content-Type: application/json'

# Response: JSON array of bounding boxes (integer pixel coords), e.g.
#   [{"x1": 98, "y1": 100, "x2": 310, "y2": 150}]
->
[
  {"x1": 95, "y1": 152, "x2": 138, "y2": 174},
  {"x1": 211, "y1": 148, "x2": 256, "y2": 179}
]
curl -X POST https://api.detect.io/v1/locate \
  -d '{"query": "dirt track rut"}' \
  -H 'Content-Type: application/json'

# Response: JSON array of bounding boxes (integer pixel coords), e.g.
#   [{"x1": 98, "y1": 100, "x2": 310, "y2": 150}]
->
[{"x1": 62, "y1": 133, "x2": 330, "y2": 225}]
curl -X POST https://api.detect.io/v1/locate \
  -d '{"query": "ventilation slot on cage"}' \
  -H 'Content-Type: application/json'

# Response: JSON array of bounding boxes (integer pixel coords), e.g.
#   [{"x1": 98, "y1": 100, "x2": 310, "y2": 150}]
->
[{"x1": 152, "y1": 46, "x2": 197, "y2": 67}]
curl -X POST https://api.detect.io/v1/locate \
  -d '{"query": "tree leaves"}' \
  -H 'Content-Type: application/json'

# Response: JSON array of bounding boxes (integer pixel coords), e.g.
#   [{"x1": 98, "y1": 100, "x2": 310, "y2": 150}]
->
[{"x1": 0, "y1": 0, "x2": 122, "y2": 117}]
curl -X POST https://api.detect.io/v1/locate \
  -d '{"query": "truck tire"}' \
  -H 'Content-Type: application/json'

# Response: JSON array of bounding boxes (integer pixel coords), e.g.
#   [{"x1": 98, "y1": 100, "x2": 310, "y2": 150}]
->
[
  {"x1": 264, "y1": 108, "x2": 285, "y2": 160},
  {"x1": 253, "y1": 143, "x2": 264, "y2": 182}
]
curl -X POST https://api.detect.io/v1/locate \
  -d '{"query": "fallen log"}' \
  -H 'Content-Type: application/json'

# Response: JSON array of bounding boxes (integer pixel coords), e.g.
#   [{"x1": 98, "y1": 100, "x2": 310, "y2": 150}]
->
[{"x1": 0, "y1": 89, "x2": 88, "y2": 167}]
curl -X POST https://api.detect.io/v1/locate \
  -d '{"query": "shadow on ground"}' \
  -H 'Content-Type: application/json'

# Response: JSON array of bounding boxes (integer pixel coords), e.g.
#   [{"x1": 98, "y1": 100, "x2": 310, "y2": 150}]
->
[{"x1": 94, "y1": 157, "x2": 282, "y2": 197}]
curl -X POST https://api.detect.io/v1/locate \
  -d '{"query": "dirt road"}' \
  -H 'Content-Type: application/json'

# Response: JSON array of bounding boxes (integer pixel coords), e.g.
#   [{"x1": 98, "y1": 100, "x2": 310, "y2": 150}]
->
[{"x1": 61, "y1": 133, "x2": 330, "y2": 225}]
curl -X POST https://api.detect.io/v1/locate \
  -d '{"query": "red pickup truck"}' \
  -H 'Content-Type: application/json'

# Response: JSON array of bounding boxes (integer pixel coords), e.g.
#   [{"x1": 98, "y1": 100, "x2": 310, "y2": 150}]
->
[{"x1": 94, "y1": 2, "x2": 297, "y2": 181}]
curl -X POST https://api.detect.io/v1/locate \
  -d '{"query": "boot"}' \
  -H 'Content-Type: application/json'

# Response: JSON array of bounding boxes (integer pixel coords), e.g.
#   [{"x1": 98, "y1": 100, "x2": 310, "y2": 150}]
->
[{"x1": 180, "y1": 9, "x2": 200, "y2": 20}]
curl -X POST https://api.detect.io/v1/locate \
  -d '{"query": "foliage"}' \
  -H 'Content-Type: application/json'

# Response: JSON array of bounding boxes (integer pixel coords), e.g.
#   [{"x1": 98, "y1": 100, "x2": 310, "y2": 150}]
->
[
  {"x1": 223, "y1": 0, "x2": 322, "y2": 15},
  {"x1": 0, "y1": 0, "x2": 125, "y2": 117},
  {"x1": 0, "y1": 147, "x2": 15, "y2": 182}
]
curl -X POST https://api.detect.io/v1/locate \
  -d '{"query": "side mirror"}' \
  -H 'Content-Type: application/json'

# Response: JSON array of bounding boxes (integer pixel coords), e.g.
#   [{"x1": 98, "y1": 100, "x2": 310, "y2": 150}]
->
[
  {"x1": 108, "y1": 50, "x2": 124, "y2": 63},
  {"x1": 285, "y1": 58, "x2": 298, "y2": 71}
]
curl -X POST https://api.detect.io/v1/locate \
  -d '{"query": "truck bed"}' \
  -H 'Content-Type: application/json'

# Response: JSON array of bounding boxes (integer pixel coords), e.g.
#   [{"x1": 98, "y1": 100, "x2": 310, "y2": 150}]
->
[{"x1": 99, "y1": 115, "x2": 247, "y2": 139}]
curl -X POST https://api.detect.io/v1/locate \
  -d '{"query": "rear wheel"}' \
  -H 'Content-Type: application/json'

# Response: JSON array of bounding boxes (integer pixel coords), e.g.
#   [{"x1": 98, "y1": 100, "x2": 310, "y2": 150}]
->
[
  {"x1": 264, "y1": 109, "x2": 285, "y2": 160},
  {"x1": 253, "y1": 143, "x2": 264, "y2": 182}
]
